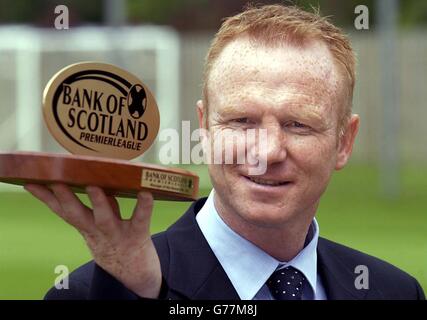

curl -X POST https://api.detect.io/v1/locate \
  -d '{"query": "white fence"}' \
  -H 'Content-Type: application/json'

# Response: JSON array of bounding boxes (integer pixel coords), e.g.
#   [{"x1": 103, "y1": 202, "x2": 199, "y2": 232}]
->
[{"x1": 0, "y1": 25, "x2": 180, "y2": 159}]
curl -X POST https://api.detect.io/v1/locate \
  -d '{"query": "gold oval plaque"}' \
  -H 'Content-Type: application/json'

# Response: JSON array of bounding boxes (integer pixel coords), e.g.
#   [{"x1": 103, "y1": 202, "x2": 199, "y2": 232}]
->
[{"x1": 43, "y1": 62, "x2": 160, "y2": 160}]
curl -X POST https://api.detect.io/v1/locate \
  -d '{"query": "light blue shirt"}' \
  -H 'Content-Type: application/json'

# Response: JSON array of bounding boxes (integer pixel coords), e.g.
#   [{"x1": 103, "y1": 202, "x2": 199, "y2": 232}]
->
[{"x1": 196, "y1": 190, "x2": 327, "y2": 300}]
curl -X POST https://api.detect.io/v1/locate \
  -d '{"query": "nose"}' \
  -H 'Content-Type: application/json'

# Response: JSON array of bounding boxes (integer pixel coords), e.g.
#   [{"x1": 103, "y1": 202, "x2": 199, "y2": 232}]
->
[
  {"x1": 251, "y1": 122, "x2": 287, "y2": 165},
  {"x1": 266, "y1": 124, "x2": 287, "y2": 164}
]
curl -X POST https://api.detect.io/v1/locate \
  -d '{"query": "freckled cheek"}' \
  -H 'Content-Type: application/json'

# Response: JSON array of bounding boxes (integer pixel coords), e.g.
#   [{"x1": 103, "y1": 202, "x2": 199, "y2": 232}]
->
[
  {"x1": 208, "y1": 128, "x2": 249, "y2": 164},
  {"x1": 287, "y1": 138, "x2": 337, "y2": 173}
]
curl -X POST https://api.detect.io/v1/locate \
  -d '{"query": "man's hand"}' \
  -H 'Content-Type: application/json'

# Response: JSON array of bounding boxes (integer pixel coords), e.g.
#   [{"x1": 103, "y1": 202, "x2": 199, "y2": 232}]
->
[{"x1": 24, "y1": 183, "x2": 162, "y2": 299}]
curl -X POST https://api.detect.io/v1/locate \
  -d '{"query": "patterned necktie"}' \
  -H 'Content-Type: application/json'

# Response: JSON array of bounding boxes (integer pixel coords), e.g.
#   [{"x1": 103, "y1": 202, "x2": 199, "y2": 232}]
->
[{"x1": 266, "y1": 266, "x2": 306, "y2": 300}]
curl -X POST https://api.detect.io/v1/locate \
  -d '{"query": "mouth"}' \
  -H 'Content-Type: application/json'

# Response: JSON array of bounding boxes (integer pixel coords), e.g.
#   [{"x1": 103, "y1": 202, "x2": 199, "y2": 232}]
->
[{"x1": 244, "y1": 176, "x2": 291, "y2": 187}]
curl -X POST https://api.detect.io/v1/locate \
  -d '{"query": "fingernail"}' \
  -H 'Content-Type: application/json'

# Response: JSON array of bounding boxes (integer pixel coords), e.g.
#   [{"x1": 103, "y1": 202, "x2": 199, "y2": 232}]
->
[
  {"x1": 138, "y1": 191, "x2": 152, "y2": 200},
  {"x1": 86, "y1": 186, "x2": 96, "y2": 194}
]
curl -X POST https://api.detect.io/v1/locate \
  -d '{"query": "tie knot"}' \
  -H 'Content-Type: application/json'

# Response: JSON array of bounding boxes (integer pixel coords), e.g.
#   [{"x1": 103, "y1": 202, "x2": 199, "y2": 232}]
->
[{"x1": 266, "y1": 266, "x2": 306, "y2": 300}]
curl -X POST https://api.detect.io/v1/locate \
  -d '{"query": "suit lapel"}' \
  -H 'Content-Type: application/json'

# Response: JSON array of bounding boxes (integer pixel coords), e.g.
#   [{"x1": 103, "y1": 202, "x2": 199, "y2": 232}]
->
[
  {"x1": 317, "y1": 238, "x2": 372, "y2": 300},
  {"x1": 162, "y1": 200, "x2": 378, "y2": 300},
  {"x1": 164, "y1": 198, "x2": 240, "y2": 300}
]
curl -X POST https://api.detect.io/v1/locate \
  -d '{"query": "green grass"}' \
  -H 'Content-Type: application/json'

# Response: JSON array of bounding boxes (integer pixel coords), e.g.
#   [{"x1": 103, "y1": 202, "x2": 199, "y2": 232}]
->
[{"x1": 0, "y1": 164, "x2": 426, "y2": 299}]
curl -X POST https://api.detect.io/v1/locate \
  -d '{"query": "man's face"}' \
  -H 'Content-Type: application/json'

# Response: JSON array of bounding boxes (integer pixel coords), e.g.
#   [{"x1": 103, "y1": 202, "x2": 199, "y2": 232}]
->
[{"x1": 199, "y1": 37, "x2": 358, "y2": 229}]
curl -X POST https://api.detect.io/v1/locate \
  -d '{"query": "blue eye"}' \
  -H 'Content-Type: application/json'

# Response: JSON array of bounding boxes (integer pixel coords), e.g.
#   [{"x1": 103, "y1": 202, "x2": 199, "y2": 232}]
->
[
  {"x1": 285, "y1": 121, "x2": 312, "y2": 134},
  {"x1": 291, "y1": 121, "x2": 307, "y2": 128},
  {"x1": 232, "y1": 118, "x2": 249, "y2": 124}
]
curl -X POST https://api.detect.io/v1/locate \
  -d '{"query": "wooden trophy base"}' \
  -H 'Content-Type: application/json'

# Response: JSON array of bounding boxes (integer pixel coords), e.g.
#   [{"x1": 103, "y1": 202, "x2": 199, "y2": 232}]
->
[{"x1": 0, "y1": 152, "x2": 199, "y2": 201}]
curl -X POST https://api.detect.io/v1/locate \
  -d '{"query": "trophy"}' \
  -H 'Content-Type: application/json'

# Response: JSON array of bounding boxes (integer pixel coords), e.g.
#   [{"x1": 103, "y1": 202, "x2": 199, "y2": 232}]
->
[{"x1": 0, "y1": 62, "x2": 199, "y2": 201}]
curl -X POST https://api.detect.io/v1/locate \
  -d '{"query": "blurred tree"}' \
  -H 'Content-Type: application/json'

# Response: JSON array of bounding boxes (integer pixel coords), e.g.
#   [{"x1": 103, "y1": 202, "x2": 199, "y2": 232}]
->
[
  {"x1": 0, "y1": 0, "x2": 41, "y2": 23},
  {"x1": 295, "y1": 0, "x2": 376, "y2": 28},
  {"x1": 0, "y1": 0, "x2": 103, "y2": 26},
  {"x1": 127, "y1": 0, "x2": 271, "y2": 30},
  {"x1": 0, "y1": 0, "x2": 426, "y2": 29},
  {"x1": 127, "y1": 0, "x2": 186, "y2": 24},
  {"x1": 400, "y1": 0, "x2": 427, "y2": 28}
]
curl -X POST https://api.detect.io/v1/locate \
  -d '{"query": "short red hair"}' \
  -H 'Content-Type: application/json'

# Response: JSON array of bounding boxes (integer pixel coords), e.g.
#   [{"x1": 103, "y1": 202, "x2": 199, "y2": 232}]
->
[{"x1": 202, "y1": 4, "x2": 356, "y2": 128}]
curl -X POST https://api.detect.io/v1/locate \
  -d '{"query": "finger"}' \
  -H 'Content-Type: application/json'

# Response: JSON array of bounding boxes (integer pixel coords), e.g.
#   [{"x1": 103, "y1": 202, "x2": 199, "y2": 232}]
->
[
  {"x1": 130, "y1": 191, "x2": 154, "y2": 234},
  {"x1": 50, "y1": 184, "x2": 95, "y2": 232},
  {"x1": 106, "y1": 195, "x2": 121, "y2": 219},
  {"x1": 86, "y1": 186, "x2": 120, "y2": 236},
  {"x1": 24, "y1": 184, "x2": 62, "y2": 214}
]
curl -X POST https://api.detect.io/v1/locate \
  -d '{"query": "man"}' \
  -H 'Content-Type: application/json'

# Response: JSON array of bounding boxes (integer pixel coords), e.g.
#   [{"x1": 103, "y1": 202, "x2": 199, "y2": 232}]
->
[{"x1": 25, "y1": 4, "x2": 424, "y2": 300}]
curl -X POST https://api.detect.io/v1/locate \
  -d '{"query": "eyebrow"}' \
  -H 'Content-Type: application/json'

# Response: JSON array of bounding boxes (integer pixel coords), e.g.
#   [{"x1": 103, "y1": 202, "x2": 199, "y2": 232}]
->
[
  {"x1": 219, "y1": 103, "x2": 326, "y2": 122},
  {"x1": 219, "y1": 105, "x2": 247, "y2": 115},
  {"x1": 284, "y1": 105, "x2": 325, "y2": 122}
]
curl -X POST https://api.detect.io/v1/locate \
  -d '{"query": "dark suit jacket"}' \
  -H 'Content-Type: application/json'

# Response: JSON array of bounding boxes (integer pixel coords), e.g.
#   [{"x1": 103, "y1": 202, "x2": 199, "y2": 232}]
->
[{"x1": 45, "y1": 197, "x2": 425, "y2": 300}]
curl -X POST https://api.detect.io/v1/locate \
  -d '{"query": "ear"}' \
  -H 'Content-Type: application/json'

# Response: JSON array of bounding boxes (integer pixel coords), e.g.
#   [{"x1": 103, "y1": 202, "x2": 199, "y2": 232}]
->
[
  {"x1": 196, "y1": 100, "x2": 207, "y2": 129},
  {"x1": 335, "y1": 114, "x2": 360, "y2": 170}
]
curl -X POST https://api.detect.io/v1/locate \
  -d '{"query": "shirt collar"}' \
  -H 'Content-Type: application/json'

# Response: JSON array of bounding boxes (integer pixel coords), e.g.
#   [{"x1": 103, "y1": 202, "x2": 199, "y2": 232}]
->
[{"x1": 196, "y1": 189, "x2": 320, "y2": 300}]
